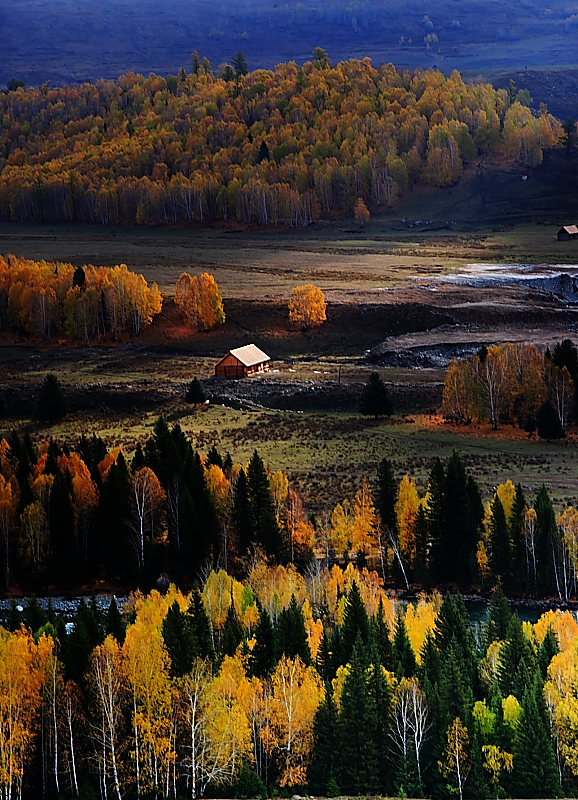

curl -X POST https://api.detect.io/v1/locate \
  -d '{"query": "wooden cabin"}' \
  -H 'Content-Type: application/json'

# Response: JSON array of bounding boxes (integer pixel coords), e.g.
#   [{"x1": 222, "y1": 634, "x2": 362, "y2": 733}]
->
[
  {"x1": 557, "y1": 225, "x2": 578, "y2": 240},
  {"x1": 215, "y1": 344, "x2": 270, "y2": 377}
]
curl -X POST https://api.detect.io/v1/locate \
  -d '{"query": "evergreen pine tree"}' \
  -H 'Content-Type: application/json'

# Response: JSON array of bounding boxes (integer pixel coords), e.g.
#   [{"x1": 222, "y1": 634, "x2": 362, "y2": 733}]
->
[
  {"x1": 489, "y1": 494, "x2": 512, "y2": 588},
  {"x1": 499, "y1": 614, "x2": 537, "y2": 699},
  {"x1": 220, "y1": 602, "x2": 244, "y2": 657},
  {"x1": 275, "y1": 595, "x2": 310, "y2": 663},
  {"x1": 512, "y1": 680, "x2": 561, "y2": 798},
  {"x1": 534, "y1": 486, "x2": 562, "y2": 596},
  {"x1": 486, "y1": 586, "x2": 512, "y2": 644},
  {"x1": 206, "y1": 445, "x2": 223, "y2": 467},
  {"x1": 372, "y1": 598, "x2": 392, "y2": 669},
  {"x1": 338, "y1": 645, "x2": 379, "y2": 794},
  {"x1": 249, "y1": 604, "x2": 275, "y2": 678},
  {"x1": 538, "y1": 626, "x2": 559, "y2": 678},
  {"x1": 537, "y1": 399, "x2": 565, "y2": 439},
  {"x1": 188, "y1": 589, "x2": 215, "y2": 661},
  {"x1": 309, "y1": 686, "x2": 340, "y2": 795},
  {"x1": 162, "y1": 600, "x2": 196, "y2": 676},
  {"x1": 37, "y1": 373, "x2": 67, "y2": 423},
  {"x1": 105, "y1": 597, "x2": 126, "y2": 643},
  {"x1": 393, "y1": 611, "x2": 417, "y2": 678},
  {"x1": 359, "y1": 372, "x2": 393, "y2": 418},
  {"x1": 427, "y1": 458, "x2": 447, "y2": 582},
  {"x1": 368, "y1": 659, "x2": 393, "y2": 792},
  {"x1": 185, "y1": 377, "x2": 207, "y2": 404},
  {"x1": 131, "y1": 442, "x2": 146, "y2": 472},
  {"x1": 233, "y1": 469, "x2": 253, "y2": 556},
  {"x1": 340, "y1": 580, "x2": 370, "y2": 664},
  {"x1": 247, "y1": 450, "x2": 285, "y2": 559},
  {"x1": 510, "y1": 483, "x2": 527, "y2": 591}
]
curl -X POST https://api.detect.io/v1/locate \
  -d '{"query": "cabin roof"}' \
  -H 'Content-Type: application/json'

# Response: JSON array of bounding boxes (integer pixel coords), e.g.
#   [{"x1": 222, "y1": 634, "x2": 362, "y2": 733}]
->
[
  {"x1": 560, "y1": 225, "x2": 578, "y2": 235},
  {"x1": 227, "y1": 344, "x2": 270, "y2": 367}
]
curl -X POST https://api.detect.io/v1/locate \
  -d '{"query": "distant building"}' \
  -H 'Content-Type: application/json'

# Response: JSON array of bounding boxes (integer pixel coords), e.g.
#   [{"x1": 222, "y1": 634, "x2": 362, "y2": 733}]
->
[
  {"x1": 557, "y1": 225, "x2": 578, "y2": 240},
  {"x1": 214, "y1": 344, "x2": 270, "y2": 377}
]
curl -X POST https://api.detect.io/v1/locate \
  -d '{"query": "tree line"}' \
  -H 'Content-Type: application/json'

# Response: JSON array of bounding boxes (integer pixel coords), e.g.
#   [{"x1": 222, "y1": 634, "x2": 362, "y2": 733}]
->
[
  {"x1": 442, "y1": 340, "x2": 578, "y2": 434},
  {"x1": 0, "y1": 420, "x2": 576, "y2": 600},
  {"x1": 1, "y1": 572, "x2": 577, "y2": 799},
  {"x1": 0, "y1": 59, "x2": 560, "y2": 227},
  {"x1": 0, "y1": 255, "x2": 162, "y2": 340}
]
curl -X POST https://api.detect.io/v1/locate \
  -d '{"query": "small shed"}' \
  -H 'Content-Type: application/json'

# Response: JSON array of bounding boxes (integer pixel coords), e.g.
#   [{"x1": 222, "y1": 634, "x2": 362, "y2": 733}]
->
[
  {"x1": 558, "y1": 225, "x2": 578, "y2": 240},
  {"x1": 215, "y1": 344, "x2": 270, "y2": 377}
]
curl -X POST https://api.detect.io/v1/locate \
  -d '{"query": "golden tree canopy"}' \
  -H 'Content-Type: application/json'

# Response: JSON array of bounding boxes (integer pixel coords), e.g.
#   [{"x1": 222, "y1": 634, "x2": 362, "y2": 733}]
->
[
  {"x1": 175, "y1": 272, "x2": 225, "y2": 331},
  {"x1": 288, "y1": 284, "x2": 327, "y2": 329}
]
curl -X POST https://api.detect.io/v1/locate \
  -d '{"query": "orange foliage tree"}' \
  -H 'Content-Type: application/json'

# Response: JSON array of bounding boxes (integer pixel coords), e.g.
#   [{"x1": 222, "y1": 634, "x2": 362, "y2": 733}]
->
[
  {"x1": 288, "y1": 285, "x2": 327, "y2": 329},
  {"x1": 175, "y1": 272, "x2": 225, "y2": 331}
]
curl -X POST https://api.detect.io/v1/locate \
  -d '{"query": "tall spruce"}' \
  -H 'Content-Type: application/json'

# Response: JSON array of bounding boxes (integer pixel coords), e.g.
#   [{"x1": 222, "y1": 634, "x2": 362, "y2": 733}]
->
[
  {"x1": 393, "y1": 611, "x2": 417, "y2": 678},
  {"x1": 275, "y1": 595, "x2": 310, "y2": 663},
  {"x1": 512, "y1": 679, "x2": 561, "y2": 798},
  {"x1": 340, "y1": 581, "x2": 370, "y2": 665},
  {"x1": 247, "y1": 450, "x2": 285, "y2": 560},
  {"x1": 499, "y1": 614, "x2": 537, "y2": 699},
  {"x1": 309, "y1": 686, "x2": 340, "y2": 795},
  {"x1": 338, "y1": 645, "x2": 379, "y2": 794},
  {"x1": 249, "y1": 604, "x2": 275, "y2": 678},
  {"x1": 162, "y1": 600, "x2": 196, "y2": 676},
  {"x1": 489, "y1": 494, "x2": 512, "y2": 588}
]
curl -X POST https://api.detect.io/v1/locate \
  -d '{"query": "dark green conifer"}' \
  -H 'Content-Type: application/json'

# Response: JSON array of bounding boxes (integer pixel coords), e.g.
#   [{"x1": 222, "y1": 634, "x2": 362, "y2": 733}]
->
[
  {"x1": 249, "y1": 604, "x2": 275, "y2": 678},
  {"x1": 105, "y1": 597, "x2": 126, "y2": 644},
  {"x1": 276, "y1": 595, "x2": 310, "y2": 663},
  {"x1": 512, "y1": 680, "x2": 561, "y2": 798},
  {"x1": 359, "y1": 372, "x2": 393, "y2": 418},
  {"x1": 538, "y1": 626, "x2": 559, "y2": 678},
  {"x1": 233, "y1": 469, "x2": 253, "y2": 555},
  {"x1": 427, "y1": 458, "x2": 447, "y2": 582},
  {"x1": 206, "y1": 445, "x2": 223, "y2": 467},
  {"x1": 372, "y1": 598, "x2": 392, "y2": 669},
  {"x1": 188, "y1": 589, "x2": 215, "y2": 661},
  {"x1": 36, "y1": 373, "x2": 67, "y2": 423},
  {"x1": 392, "y1": 611, "x2": 417, "y2": 678},
  {"x1": 247, "y1": 450, "x2": 285, "y2": 559},
  {"x1": 486, "y1": 586, "x2": 512, "y2": 644},
  {"x1": 499, "y1": 614, "x2": 537, "y2": 699},
  {"x1": 162, "y1": 600, "x2": 196, "y2": 677},
  {"x1": 309, "y1": 685, "x2": 340, "y2": 795},
  {"x1": 220, "y1": 602, "x2": 243, "y2": 657},
  {"x1": 338, "y1": 645, "x2": 379, "y2": 794},
  {"x1": 340, "y1": 580, "x2": 370, "y2": 665},
  {"x1": 185, "y1": 377, "x2": 207, "y2": 404},
  {"x1": 489, "y1": 494, "x2": 511, "y2": 587}
]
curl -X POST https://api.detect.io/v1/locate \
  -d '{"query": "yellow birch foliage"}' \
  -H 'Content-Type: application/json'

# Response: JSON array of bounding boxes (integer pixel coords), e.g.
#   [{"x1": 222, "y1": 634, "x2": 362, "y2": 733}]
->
[
  {"x1": 482, "y1": 745, "x2": 513, "y2": 791},
  {"x1": 534, "y1": 609, "x2": 578, "y2": 652},
  {"x1": 175, "y1": 272, "x2": 225, "y2": 331},
  {"x1": 123, "y1": 611, "x2": 175, "y2": 795},
  {"x1": 263, "y1": 656, "x2": 323, "y2": 786},
  {"x1": 288, "y1": 284, "x2": 327, "y2": 329},
  {"x1": 329, "y1": 499, "x2": 354, "y2": 555},
  {"x1": 350, "y1": 478, "x2": 379, "y2": 554},
  {"x1": 438, "y1": 717, "x2": 470, "y2": 796},
  {"x1": 395, "y1": 474, "x2": 420, "y2": 558},
  {"x1": 546, "y1": 643, "x2": 578, "y2": 775},
  {"x1": 204, "y1": 655, "x2": 253, "y2": 776},
  {"x1": 247, "y1": 562, "x2": 307, "y2": 621},
  {"x1": 496, "y1": 480, "x2": 516, "y2": 522},
  {"x1": 0, "y1": 628, "x2": 52, "y2": 799},
  {"x1": 502, "y1": 695, "x2": 522, "y2": 729},
  {"x1": 302, "y1": 598, "x2": 324, "y2": 661},
  {"x1": 405, "y1": 594, "x2": 441, "y2": 664}
]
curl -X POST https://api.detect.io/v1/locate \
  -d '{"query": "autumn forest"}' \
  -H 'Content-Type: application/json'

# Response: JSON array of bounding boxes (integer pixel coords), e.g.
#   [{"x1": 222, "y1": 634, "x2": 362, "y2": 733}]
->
[
  {"x1": 2, "y1": 13, "x2": 578, "y2": 800},
  {"x1": 0, "y1": 58, "x2": 560, "y2": 226}
]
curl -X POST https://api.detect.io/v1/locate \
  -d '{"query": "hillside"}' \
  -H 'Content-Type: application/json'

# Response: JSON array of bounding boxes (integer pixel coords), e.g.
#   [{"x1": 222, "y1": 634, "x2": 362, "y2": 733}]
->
[{"x1": 0, "y1": 61, "x2": 560, "y2": 228}]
